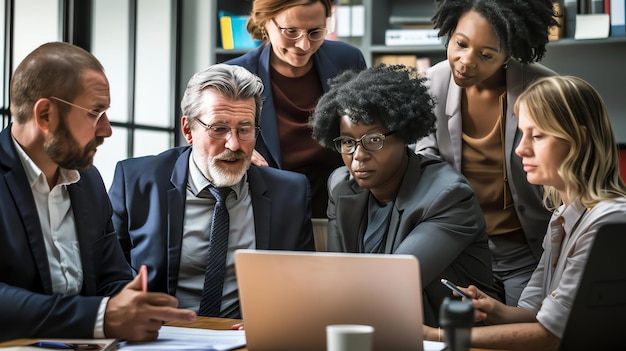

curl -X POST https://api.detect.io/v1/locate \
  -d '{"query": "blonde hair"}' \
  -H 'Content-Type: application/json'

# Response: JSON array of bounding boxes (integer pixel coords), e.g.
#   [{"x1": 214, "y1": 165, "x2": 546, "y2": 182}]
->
[
  {"x1": 247, "y1": 0, "x2": 332, "y2": 44},
  {"x1": 515, "y1": 75, "x2": 626, "y2": 210}
]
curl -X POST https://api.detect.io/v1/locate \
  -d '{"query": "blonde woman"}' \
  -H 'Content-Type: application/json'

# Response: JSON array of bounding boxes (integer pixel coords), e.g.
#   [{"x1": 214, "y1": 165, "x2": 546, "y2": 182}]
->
[{"x1": 424, "y1": 75, "x2": 626, "y2": 350}]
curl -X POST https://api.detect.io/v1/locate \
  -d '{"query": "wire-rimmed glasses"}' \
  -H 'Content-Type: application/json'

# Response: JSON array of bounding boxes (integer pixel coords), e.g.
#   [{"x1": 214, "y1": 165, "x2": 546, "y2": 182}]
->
[
  {"x1": 49, "y1": 96, "x2": 110, "y2": 127},
  {"x1": 271, "y1": 18, "x2": 329, "y2": 41},
  {"x1": 333, "y1": 131, "x2": 395, "y2": 155},
  {"x1": 195, "y1": 119, "x2": 260, "y2": 142}
]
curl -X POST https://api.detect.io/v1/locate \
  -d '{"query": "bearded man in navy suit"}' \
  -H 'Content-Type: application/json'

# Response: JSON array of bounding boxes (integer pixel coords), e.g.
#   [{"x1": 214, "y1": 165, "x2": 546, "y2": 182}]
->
[
  {"x1": 0, "y1": 42, "x2": 195, "y2": 342},
  {"x1": 109, "y1": 64, "x2": 315, "y2": 319}
]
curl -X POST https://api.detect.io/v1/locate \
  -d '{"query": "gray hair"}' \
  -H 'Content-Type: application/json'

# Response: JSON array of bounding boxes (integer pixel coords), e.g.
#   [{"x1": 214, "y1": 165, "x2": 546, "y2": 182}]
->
[{"x1": 181, "y1": 64, "x2": 264, "y2": 127}]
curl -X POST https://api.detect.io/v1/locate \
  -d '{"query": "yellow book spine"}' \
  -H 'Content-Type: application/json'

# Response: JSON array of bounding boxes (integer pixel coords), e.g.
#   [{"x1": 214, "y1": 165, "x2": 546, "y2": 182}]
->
[{"x1": 220, "y1": 16, "x2": 234, "y2": 50}]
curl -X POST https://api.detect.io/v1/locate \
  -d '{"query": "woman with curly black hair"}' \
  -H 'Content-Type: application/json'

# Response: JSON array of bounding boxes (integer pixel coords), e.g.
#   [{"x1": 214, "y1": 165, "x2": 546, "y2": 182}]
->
[
  {"x1": 311, "y1": 64, "x2": 499, "y2": 327},
  {"x1": 415, "y1": 0, "x2": 559, "y2": 306}
]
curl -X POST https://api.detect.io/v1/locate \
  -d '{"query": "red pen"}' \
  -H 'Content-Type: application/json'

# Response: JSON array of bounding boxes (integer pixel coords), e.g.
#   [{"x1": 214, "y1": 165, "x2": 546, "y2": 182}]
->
[{"x1": 140, "y1": 265, "x2": 148, "y2": 292}]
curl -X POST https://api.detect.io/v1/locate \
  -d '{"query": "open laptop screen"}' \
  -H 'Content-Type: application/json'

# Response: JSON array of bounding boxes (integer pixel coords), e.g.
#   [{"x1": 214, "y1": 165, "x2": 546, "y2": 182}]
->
[{"x1": 235, "y1": 250, "x2": 424, "y2": 351}]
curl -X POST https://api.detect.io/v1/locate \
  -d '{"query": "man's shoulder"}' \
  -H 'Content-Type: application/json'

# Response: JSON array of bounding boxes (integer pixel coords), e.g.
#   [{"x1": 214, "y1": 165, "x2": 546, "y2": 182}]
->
[
  {"x1": 119, "y1": 146, "x2": 188, "y2": 168},
  {"x1": 250, "y1": 165, "x2": 307, "y2": 183}
]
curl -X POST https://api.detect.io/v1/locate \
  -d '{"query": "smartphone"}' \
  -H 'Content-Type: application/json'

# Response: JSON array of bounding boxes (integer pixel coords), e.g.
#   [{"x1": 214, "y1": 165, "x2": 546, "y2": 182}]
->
[{"x1": 440, "y1": 278, "x2": 471, "y2": 299}]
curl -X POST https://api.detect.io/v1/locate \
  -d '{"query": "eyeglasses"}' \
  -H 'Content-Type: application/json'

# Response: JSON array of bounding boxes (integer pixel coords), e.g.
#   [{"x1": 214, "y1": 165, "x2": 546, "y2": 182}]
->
[
  {"x1": 333, "y1": 131, "x2": 396, "y2": 155},
  {"x1": 271, "y1": 18, "x2": 329, "y2": 41},
  {"x1": 195, "y1": 119, "x2": 260, "y2": 141},
  {"x1": 50, "y1": 96, "x2": 110, "y2": 127}
]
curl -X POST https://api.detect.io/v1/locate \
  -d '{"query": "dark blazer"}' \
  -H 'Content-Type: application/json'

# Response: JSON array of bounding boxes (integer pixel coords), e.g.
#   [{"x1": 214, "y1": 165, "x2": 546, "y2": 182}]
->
[
  {"x1": 109, "y1": 146, "x2": 315, "y2": 295},
  {"x1": 0, "y1": 125, "x2": 131, "y2": 341},
  {"x1": 225, "y1": 40, "x2": 367, "y2": 169},
  {"x1": 327, "y1": 151, "x2": 498, "y2": 327}
]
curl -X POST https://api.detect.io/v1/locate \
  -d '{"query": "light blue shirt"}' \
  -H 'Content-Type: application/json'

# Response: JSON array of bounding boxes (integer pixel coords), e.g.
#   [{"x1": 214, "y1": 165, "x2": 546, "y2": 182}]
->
[{"x1": 175, "y1": 151, "x2": 256, "y2": 317}]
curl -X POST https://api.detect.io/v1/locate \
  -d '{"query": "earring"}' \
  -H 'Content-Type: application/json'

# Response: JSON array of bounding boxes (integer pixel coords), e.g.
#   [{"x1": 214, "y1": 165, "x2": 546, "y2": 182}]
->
[{"x1": 503, "y1": 63, "x2": 508, "y2": 69}]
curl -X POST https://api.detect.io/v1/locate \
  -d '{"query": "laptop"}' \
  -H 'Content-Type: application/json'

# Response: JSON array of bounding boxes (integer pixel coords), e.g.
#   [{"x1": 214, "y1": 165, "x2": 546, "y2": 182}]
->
[
  {"x1": 234, "y1": 249, "x2": 424, "y2": 351},
  {"x1": 559, "y1": 222, "x2": 626, "y2": 350}
]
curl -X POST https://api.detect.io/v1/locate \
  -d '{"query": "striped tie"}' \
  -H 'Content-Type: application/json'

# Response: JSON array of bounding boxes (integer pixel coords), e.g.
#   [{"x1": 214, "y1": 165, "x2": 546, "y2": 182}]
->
[{"x1": 198, "y1": 186, "x2": 231, "y2": 317}]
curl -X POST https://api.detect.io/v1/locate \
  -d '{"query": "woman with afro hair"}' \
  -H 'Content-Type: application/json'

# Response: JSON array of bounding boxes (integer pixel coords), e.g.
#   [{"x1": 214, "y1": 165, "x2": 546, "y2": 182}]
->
[
  {"x1": 415, "y1": 0, "x2": 559, "y2": 306},
  {"x1": 311, "y1": 64, "x2": 499, "y2": 327}
]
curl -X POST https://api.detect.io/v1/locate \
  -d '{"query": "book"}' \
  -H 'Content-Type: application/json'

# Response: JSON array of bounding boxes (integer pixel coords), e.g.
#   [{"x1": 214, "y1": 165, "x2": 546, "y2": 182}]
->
[
  {"x1": 218, "y1": 11, "x2": 260, "y2": 50},
  {"x1": 564, "y1": 0, "x2": 578, "y2": 37},
  {"x1": 574, "y1": 13, "x2": 610, "y2": 39},
  {"x1": 611, "y1": 0, "x2": 626, "y2": 35},
  {"x1": 384, "y1": 29, "x2": 441, "y2": 46},
  {"x1": 591, "y1": 0, "x2": 605, "y2": 13}
]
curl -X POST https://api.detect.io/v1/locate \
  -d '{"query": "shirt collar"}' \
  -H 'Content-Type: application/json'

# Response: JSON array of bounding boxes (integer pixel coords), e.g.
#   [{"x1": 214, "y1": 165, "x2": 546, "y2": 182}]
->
[
  {"x1": 12, "y1": 136, "x2": 80, "y2": 189},
  {"x1": 187, "y1": 150, "x2": 246, "y2": 199},
  {"x1": 553, "y1": 199, "x2": 588, "y2": 234}
]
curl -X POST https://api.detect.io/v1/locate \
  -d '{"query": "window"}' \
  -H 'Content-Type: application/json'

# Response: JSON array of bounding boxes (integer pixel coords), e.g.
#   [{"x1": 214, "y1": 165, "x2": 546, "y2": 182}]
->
[{"x1": 1, "y1": 0, "x2": 180, "y2": 189}]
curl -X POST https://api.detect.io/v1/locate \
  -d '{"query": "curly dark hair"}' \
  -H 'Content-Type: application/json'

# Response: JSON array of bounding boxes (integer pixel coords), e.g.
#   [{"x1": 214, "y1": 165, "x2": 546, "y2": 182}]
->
[
  {"x1": 432, "y1": 0, "x2": 557, "y2": 63},
  {"x1": 310, "y1": 64, "x2": 436, "y2": 149}
]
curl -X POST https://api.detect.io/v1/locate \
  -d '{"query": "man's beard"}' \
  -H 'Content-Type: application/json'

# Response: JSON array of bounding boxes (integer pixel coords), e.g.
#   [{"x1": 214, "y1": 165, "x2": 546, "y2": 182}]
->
[
  {"x1": 206, "y1": 149, "x2": 251, "y2": 187},
  {"x1": 43, "y1": 116, "x2": 103, "y2": 172}
]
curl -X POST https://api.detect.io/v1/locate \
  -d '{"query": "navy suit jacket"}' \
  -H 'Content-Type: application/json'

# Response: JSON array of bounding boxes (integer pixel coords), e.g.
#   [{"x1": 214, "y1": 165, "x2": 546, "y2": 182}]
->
[
  {"x1": 0, "y1": 126, "x2": 131, "y2": 341},
  {"x1": 225, "y1": 40, "x2": 366, "y2": 169},
  {"x1": 109, "y1": 146, "x2": 315, "y2": 295}
]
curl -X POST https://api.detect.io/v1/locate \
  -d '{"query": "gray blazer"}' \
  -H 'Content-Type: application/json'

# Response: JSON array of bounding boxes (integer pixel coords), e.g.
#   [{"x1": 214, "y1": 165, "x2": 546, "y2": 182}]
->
[
  {"x1": 327, "y1": 151, "x2": 497, "y2": 326},
  {"x1": 415, "y1": 59, "x2": 555, "y2": 260}
]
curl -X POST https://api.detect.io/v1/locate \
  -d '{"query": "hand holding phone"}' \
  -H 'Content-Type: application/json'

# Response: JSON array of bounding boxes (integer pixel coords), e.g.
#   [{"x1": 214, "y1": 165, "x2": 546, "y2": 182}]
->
[{"x1": 440, "y1": 278, "x2": 471, "y2": 299}]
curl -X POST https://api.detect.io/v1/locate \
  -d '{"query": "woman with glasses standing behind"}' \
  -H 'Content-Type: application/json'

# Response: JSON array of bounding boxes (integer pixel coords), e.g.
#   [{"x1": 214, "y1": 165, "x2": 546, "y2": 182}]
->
[
  {"x1": 310, "y1": 64, "x2": 499, "y2": 327},
  {"x1": 226, "y1": 0, "x2": 366, "y2": 221}
]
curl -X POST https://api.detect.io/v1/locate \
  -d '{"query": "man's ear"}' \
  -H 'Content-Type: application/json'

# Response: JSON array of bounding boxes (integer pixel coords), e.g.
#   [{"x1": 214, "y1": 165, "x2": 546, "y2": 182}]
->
[
  {"x1": 181, "y1": 115, "x2": 193, "y2": 145},
  {"x1": 33, "y1": 98, "x2": 55, "y2": 132}
]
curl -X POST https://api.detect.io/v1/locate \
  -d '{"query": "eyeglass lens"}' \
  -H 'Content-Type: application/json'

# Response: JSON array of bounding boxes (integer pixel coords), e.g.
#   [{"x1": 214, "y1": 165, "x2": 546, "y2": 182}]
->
[{"x1": 334, "y1": 133, "x2": 387, "y2": 154}]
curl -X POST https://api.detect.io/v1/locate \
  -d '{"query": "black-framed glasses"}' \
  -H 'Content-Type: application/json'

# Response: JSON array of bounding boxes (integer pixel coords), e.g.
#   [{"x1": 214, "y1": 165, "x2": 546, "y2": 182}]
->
[
  {"x1": 50, "y1": 96, "x2": 110, "y2": 127},
  {"x1": 271, "y1": 18, "x2": 329, "y2": 41},
  {"x1": 333, "y1": 131, "x2": 396, "y2": 155},
  {"x1": 195, "y1": 119, "x2": 260, "y2": 142}
]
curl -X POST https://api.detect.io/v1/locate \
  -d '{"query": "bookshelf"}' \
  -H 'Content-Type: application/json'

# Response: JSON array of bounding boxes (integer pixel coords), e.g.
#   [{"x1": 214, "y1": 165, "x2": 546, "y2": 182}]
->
[
  {"x1": 208, "y1": 0, "x2": 254, "y2": 64},
  {"x1": 198, "y1": 0, "x2": 626, "y2": 142}
]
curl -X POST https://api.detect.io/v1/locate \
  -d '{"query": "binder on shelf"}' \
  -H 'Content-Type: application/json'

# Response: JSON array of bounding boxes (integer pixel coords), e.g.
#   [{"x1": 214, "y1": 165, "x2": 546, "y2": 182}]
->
[
  {"x1": 591, "y1": 0, "x2": 604, "y2": 13},
  {"x1": 564, "y1": 0, "x2": 578, "y2": 37},
  {"x1": 219, "y1": 11, "x2": 260, "y2": 50},
  {"x1": 611, "y1": 0, "x2": 626, "y2": 35},
  {"x1": 384, "y1": 29, "x2": 441, "y2": 46},
  {"x1": 574, "y1": 14, "x2": 610, "y2": 39}
]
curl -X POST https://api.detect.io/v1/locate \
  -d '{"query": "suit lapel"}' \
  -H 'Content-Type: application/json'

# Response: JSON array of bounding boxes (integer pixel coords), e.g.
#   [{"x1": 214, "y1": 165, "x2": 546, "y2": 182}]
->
[
  {"x1": 445, "y1": 75, "x2": 464, "y2": 171},
  {"x1": 166, "y1": 148, "x2": 190, "y2": 295},
  {"x1": 68, "y1": 180, "x2": 98, "y2": 295},
  {"x1": 337, "y1": 185, "x2": 368, "y2": 252},
  {"x1": 258, "y1": 46, "x2": 281, "y2": 168},
  {"x1": 0, "y1": 129, "x2": 54, "y2": 293},
  {"x1": 247, "y1": 167, "x2": 272, "y2": 249},
  {"x1": 385, "y1": 152, "x2": 421, "y2": 252}
]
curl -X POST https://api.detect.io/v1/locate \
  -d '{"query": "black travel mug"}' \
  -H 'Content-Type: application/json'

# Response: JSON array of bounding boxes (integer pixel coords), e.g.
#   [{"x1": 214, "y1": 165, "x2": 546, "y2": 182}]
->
[{"x1": 439, "y1": 297, "x2": 473, "y2": 351}]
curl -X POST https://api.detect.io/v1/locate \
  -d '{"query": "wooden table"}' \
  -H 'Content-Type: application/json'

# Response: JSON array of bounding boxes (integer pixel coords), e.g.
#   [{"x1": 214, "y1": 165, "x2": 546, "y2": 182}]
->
[{"x1": 0, "y1": 317, "x2": 506, "y2": 350}]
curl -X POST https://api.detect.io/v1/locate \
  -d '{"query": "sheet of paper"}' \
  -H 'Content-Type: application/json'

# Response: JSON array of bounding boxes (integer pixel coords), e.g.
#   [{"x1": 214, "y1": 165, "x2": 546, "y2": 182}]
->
[
  {"x1": 424, "y1": 340, "x2": 446, "y2": 351},
  {"x1": 117, "y1": 326, "x2": 246, "y2": 351}
]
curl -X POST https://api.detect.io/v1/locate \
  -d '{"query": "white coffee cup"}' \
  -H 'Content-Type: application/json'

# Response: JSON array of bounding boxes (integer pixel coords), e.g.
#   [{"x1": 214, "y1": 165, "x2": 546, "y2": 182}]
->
[{"x1": 326, "y1": 324, "x2": 374, "y2": 351}]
